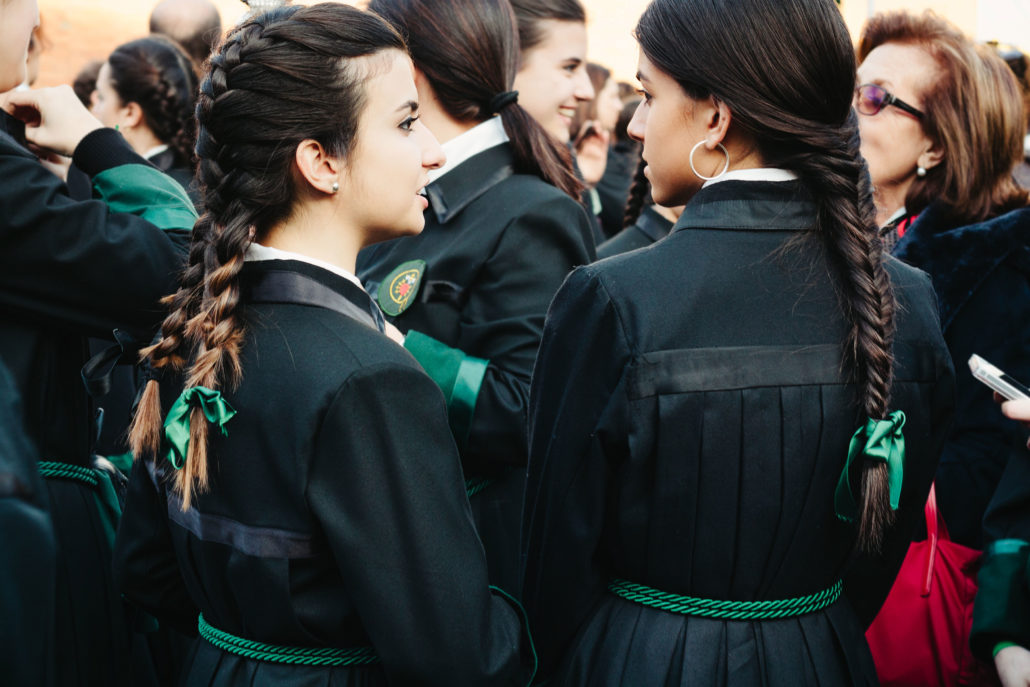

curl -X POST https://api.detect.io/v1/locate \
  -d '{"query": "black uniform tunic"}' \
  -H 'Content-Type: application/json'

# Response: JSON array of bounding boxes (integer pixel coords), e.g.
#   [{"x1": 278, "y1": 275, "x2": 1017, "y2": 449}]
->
[
  {"x1": 357, "y1": 141, "x2": 594, "y2": 592},
  {"x1": 596, "y1": 205, "x2": 674, "y2": 259},
  {"x1": 522, "y1": 180, "x2": 956, "y2": 685},
  {"x1": 113, "y1": 259, "x2": 532, "y2": 686},
  {"x1": 0, "y1": 112, "x2": 195, "y2": 686},
  {"x1": 0, "y1": 360, "x2": 56, "y2": 687}
]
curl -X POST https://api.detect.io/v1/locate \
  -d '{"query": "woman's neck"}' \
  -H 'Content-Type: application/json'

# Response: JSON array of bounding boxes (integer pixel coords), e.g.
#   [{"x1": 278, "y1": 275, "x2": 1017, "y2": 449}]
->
[{"x1": 261, "y1": 202, "x2": 363, "y2": 275}]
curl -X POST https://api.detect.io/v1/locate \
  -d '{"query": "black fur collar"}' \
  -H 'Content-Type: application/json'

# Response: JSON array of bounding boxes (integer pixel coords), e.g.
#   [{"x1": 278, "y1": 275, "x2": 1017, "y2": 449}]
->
[{"x1": 893, "y1": 201, "x2": 1030, "y2": 330}]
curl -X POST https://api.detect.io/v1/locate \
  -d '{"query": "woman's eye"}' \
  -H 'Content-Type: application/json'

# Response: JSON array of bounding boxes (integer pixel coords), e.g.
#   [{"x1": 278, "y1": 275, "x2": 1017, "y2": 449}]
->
[
  {"x1": 399, "y1": 115, "x2": 418, "y2": 132},
  {"x1": 636, "y1": 88, "x2": 652, "y2": 104}
]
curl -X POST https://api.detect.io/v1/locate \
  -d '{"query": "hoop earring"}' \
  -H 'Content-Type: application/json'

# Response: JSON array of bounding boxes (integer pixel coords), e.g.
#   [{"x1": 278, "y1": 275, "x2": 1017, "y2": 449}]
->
[
  {"x1": 689, "y1": 141, "x2": 730, "y2": 181},
  {"x1": 916, "y1": 166, "x2": 927, "y2": 178}
]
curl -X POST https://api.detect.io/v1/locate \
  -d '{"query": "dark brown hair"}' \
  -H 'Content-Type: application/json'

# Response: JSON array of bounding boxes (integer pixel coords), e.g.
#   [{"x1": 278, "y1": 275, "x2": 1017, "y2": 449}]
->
[
  {"x1": 368, "y1": 0, "x2": 582, "y2": 198},
  {"x1": 857, "y1": 11, "x2": 1029, "y2": 224},
  {"x1": 570, "y1": 62, "x2": 612, "y2": 140},
  {"x1": 638, "y1": 0, "x2": 897, "y2": 552},
  {"x1": 129, "y1": 3, "x2": 405, "y2": 508},
  {"x1": 107, "y1": 36, "x2": 199, "y2": 167},
  {"x1": 509, "y1": 0, "x2": 585, "y2": 56}
]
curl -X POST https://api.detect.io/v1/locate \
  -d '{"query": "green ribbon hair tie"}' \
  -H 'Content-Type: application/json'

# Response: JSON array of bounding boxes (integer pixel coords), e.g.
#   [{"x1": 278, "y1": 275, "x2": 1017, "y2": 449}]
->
[
  {"x1": 163, "y1": 386, "x2": 237, "y2": 470},
  {"x1": 834, "y1": 410, "x2": 906, "y2": 522}
]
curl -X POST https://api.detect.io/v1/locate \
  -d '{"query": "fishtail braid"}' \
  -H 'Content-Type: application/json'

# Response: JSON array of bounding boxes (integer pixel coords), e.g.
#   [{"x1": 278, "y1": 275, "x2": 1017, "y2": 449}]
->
[{"x1": 782, "y1": 111, "x2": 896, "y2": 552}]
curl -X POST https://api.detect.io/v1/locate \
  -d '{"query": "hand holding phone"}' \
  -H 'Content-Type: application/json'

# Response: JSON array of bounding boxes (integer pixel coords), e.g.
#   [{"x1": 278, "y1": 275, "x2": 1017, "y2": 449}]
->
[{"x1": 969, "y1": 354, "x2": 1030, "y2": 401}]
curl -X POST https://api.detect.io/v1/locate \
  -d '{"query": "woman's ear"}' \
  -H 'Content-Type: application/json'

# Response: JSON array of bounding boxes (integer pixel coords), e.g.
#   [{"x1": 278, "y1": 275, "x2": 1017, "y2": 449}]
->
[
  {"x1": 122, "y1": 101, "x2": 145, "y2": 130},
  {"x1": 919, "y1": 141, "x2": 945, "y2": 172},
  {"x1": 704, "y1": 96, "x2": 733, "y2": 150},
  {"x1": 294, "y1": 139, "x2": 342, "y2": 196}
]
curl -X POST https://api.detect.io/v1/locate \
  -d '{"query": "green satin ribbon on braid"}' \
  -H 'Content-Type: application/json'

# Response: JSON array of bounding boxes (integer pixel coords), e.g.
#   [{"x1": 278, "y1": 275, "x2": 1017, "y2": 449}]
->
[
  {"x1": 834, "y1": 410, "x2": 906, "y2": 522},
  {"x1": 164, "y1": 386, "x2": 237, "y2": 470}
]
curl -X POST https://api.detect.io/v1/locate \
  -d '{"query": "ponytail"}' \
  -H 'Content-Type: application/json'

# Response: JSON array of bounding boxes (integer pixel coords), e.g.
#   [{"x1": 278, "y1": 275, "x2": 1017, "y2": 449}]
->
[{"x1": 499, "y1": 102, "x2": 583, "y2": 198}]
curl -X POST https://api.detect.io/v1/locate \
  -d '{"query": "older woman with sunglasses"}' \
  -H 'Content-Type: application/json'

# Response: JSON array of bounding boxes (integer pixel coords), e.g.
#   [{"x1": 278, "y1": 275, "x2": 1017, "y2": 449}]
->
[{"x1": 857, "y1": 12, "x2": 1030, "y2": 683}]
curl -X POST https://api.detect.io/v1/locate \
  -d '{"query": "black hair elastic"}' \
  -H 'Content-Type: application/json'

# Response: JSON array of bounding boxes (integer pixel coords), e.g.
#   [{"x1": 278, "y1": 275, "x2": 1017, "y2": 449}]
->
[{"x1": 488, "y1": 90, "x2": 519, "y2": 114}]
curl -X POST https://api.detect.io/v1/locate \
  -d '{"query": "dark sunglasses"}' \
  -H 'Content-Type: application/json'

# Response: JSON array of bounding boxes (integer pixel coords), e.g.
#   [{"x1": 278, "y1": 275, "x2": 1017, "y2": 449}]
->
[{"x1": 854, "y1": 83, "x2": 924, "y2": 120}]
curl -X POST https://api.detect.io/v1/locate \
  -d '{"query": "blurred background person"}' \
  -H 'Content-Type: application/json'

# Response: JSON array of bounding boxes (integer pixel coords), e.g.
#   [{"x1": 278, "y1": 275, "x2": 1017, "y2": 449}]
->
[
  {"x1": 72, "y1": 59, "x2": 103, "y2": 107},
  {"x1": 570, "y1": 62, "x2": 633, "y2": 239},
  {"x1": 148, "y1": 0, "x2": 222, "y2": 69},
  {"x1": 90, "y1": 35, "x2": 200, "y2": 206},
  {"x1": 596, "y1": 157, "x2": 680, "y2": 259},
  {"x1": 857, "y1": 10, "x2": 1030, "y2": 551}
]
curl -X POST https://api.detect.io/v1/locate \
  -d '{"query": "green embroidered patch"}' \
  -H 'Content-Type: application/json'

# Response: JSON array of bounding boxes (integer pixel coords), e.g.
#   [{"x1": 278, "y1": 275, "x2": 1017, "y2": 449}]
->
[{"x1": 378, "y1": 259, "x2": 426, "y2": 316}]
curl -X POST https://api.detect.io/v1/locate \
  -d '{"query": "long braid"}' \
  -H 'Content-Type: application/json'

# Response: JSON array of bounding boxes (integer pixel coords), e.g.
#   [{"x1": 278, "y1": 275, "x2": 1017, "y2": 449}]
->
[
  {"x1": 781, "y1": 111, "x2": 896, "y2": 551},
  {"x1": 128, "y1": 4, "x2": 406, "y2": 509},
  {"x1": 622, "y1": 156, "x2": 649, "y2": 229}
]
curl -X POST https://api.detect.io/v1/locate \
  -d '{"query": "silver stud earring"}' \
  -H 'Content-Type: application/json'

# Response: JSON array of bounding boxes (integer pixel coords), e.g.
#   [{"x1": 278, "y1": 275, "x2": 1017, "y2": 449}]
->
[
  {"x1": 916, "y1": 166, "x2": 927, "y2": 178},
  {"x1": 331, "y1": 181, "x2": 339, "y2": 193}
]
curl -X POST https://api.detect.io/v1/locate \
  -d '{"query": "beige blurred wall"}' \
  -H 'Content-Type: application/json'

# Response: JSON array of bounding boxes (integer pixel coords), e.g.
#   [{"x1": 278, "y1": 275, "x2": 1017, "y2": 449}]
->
[{"x1": 36, "y1": 0, "x2": 1030, "y2": 90}]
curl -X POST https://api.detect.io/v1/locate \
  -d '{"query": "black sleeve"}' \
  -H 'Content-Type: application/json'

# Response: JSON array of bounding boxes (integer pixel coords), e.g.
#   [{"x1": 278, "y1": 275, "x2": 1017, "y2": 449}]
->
[
  {"x1": 456, "y1": 195, "x2": 595, "y2": 473},
  {"x1": 307, "y1": 362, "x2": 532, "y2": 686},
  {"x1": 521, "y1": 266, "x2": 632, "y2": 677},
  {"x1": 970, "y1": 450, "x2": 1030, "y2": 658},
  {"x1": 0, "y1": 129, "x2": 192, "y2": 339},
  {"x1": 112, "y1": 459, "x2": 200, "y2": 636}
]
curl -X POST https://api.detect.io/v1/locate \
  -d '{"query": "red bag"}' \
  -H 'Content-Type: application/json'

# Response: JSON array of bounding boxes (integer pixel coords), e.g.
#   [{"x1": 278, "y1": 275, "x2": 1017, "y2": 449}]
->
[{"x1": 865, "y1": 484, "x2": 999, "y2": 686}]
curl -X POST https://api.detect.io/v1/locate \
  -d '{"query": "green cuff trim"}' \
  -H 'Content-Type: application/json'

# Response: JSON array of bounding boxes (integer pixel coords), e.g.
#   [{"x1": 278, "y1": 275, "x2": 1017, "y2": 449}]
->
[
  {"x1": 995, "y1": 641, "x2": 1021, "y2": 657},
  {"x1": 971, "y1": 544, "x2": 1030, "y2": 659},
  {"x1": 985, "y1": 539, "x2": 1030, "y2": 558},
  {"x1": 93, "y1": 164, "x2": 198, "y2": 231},
  {"x1": 404, "y1": 330, "x2": 488, "y2": 450}
]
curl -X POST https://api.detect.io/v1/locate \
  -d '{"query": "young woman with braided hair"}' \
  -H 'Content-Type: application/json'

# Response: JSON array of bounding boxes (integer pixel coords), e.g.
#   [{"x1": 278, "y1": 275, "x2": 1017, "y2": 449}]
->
[
  {"x1": 358, "y1": 0, "x2": 594, "y2": 595},
  {"x1": 112, "y1": 4, "x2": 534, "y2": 685},
  {"x1": 521, "y1": 0, "x2": 955, "y2": 683},
  {"x1": 91, "y1": 35, "x2": 201, "y2": 206}
]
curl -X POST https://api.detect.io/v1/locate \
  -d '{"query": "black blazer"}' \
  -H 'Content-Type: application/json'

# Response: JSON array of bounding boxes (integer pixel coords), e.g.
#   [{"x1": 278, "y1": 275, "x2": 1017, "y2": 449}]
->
[
  {"x1": 357, "y1": 142, "x2": 595, "y2": 591},
  {"x1": 523, "y1": 180, "x2": 955, "y2": 684},
  {"x1": 113, "y1": 260, "x2": 533, "y2": 686}
]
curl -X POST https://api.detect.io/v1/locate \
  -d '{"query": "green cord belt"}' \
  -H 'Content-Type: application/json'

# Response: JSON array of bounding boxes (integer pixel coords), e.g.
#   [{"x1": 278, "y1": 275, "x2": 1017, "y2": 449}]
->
[
  {"x1": 465, "y1": 477, "x2": 493, "y2": 498},
  {"x1": 197, "y1": 614, "x2": 380, "y2": 667},
  {"x1": 608, "y1": 578, "x2": 843, "y2": 620},
  {"x1": 38, "y1": 461, "x2": 99, "y2": 488}
]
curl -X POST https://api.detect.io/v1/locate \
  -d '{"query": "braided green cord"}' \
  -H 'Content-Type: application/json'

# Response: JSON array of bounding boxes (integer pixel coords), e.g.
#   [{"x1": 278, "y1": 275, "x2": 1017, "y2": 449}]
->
[
  {"x1": 198, "y1": 614, "x2": 379, "y2": 667},
  {"x1": 465, "y1": 477, "x2": 493, "y2": 498},
  {"x1": 608, "y1": 579, "x2": 842, "y2": 620},
  {"x1": 38, "y1": 461, "x2": 99, "y2": 489}
]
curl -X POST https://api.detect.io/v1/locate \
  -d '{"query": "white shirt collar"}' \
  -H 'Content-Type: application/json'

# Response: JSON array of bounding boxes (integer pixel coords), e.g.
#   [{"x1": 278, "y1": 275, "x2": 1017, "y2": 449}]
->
[
  {"x1": 427, "y1": 117, "x2": 509, "y2": 183},
  {"x1": 144, "y1": 144, "x2": 170, "y2": 160},
  {"x1": 882, "y1": 206, "x2": 908, "y2": 228},
  {"x1": 702, "y1": 167, "x2": 799, "y2": 188},
  {"x1": 244, "y1": 243, "x2": 364, "y2": 290}
]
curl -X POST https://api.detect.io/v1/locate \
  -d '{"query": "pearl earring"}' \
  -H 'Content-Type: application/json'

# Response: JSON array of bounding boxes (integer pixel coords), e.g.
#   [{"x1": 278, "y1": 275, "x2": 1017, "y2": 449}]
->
[
  {"x1": 331, "y1": 181, "x2": 339, "y2": 193},
  {"x1": 916, "y1": 166, "x2": 927, "y2": 178}
]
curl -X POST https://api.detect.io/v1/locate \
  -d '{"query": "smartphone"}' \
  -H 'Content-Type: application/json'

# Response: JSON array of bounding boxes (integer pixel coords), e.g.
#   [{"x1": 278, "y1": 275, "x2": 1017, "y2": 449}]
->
[{"x1": 969, "y1": 354, "x2": 1030, "y2": 401}]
